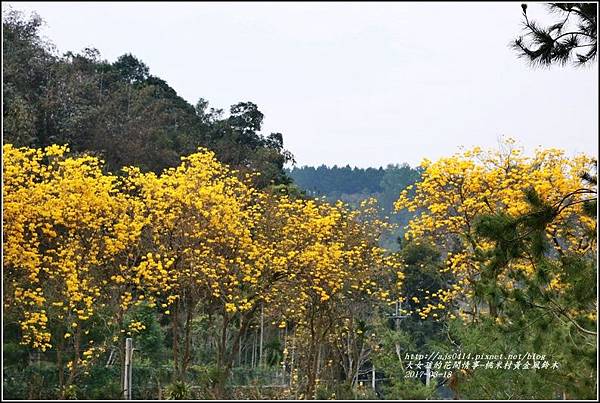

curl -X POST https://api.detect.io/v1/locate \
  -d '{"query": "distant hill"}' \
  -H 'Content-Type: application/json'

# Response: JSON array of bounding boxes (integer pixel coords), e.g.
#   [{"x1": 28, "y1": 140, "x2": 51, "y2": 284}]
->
[{"x1": 287, "y1": 164, "x2": 422, "y2": 249}]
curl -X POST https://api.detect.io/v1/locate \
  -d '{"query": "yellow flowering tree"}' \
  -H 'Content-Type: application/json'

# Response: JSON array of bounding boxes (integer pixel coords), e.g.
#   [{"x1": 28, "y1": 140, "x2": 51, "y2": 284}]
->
[
  {"x1": 394, "y1": 139, "x2": 596, "y2": 321},
  {"x1": 4, "y1": 143, "x2": 406, "y2": 398},
  {"x1": 121, "y1": 149, "x2": 266, "y2": 381},
  {"x1": 3, "y1": 144, "x2": 144, "y2": 395},
  {"x1": 266, "y1": 197, "x2": 402, "y2": 398}
]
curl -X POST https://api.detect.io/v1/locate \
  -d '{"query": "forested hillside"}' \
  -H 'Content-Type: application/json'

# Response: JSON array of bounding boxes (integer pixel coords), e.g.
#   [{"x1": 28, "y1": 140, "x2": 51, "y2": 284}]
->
[{"x1": 3, "y1": 9, "x2": 293, "y2": 188}]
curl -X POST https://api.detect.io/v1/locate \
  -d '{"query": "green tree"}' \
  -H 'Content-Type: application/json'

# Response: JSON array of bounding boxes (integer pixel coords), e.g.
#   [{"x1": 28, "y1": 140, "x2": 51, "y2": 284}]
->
[
  {"x1": 455, "y1": 174, "x2": 598, "y2": 399},
  {"x1": 2, "y1": 8, "x2": 56, "y2": 146},
  {"x1": 112, "y1": 53, "x2": 149, "y2": 84},
  {"x1": 513, "y1": 3, "x2": 597, "y2": 66}
]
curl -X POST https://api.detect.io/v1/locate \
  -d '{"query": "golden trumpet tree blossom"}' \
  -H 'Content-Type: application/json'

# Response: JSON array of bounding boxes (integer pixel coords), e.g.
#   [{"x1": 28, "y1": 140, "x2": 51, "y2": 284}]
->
[
  {"x1": 394, "y1": 139, "x2": 596, "y2": 319},
  {"x1": 4, "y1": 143, "x2": 406, "y2": 398},
  {"x1": 3, "y1": 144, "x2": 143, "y2": 355},
  {"x1": 122, "y1": 150, "x2": 265, "y2": 315}
]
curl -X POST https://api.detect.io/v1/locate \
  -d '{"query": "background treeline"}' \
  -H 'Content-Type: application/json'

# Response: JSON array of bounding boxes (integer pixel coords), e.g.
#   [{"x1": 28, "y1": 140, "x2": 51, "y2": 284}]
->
[
  {"x1": 2, "y1": 8, "x2": 293, "y2": 188},
  {"x1": 289, "y1": 165, "x2": 388, "y2": 195},
  {"x1": 288, "y1": 164, "x2": 422, "y2": 248}
]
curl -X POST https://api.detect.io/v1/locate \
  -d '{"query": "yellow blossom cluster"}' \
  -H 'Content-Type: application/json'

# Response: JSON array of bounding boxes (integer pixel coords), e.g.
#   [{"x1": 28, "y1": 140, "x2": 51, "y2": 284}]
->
[
  {"x1": 394, "y1": 139, "x2": 596, "y2": 318},
  {"x1": 259, "y1": 196, "x2": 403, "y2": 325},
  {"x1": 4, "y1": 144, "x2": 143, "y2": 352},
  {"x1": 4, "y1": 143, "x2": 403, "y2": 358}
]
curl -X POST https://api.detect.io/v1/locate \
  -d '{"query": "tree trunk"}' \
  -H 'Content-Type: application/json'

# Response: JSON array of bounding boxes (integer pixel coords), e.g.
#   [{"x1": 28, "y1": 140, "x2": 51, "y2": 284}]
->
[
  {"x1": 117, "y1": 309, "x2": 126, "y2": 398},
  {"x1": 214, "y1": 307, "x2": 259, "y2": 398},
  {"x1": 57, "y1": 338, "x2": 65, "y2": 398},
  {"x1": 489, "y1": 300, "x2": 498, "y2": 318},
  {"x1": 306, "y1": 341, "x2": 320, "y2": 399},
  {"x1": 305, "y1": 309, "x2": 319, "y2": 399},
  {"x1": 259, "y1": 303, "x2": 264, "y2": 367},
  {"x1": 181, "y1": 294, "x2": 195, "y2": 377},
  {"x1": 237, "y1": 321, "x2": 243, "y2": 367},
  {"x1": 213, "y1": 313, "x2": 230, "y2": 399},
  {"x1": 290, "y1": 330, "x2": 296, "y2": 389},
  {"x1": 172, "y1": 299, "x2": 180, "y2": 381},
  {"x1": 251, "y1": 330, "x2": 256, "y2": 368},
  {"x1": 217, "y1": 314, "x2": 229, "y2": 368},
  {"x1": 65, "y1": 329, "x2": 81, "y2": 390}
]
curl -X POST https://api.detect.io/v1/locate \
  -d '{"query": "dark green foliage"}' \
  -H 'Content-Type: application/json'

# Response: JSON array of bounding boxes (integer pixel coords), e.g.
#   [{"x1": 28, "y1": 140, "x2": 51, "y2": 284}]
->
[
  {"x1": 2, "y1": 8, "x2": 293, "y2": 186},
  {"x1": 382, "y1": 378, "x2": 436, "y2": 400},
  {"x1": 581, "y1": 165, "x2": 598, "y2": 219},
  {"x1": 164, "y1": 380, "x2": 194, "y2": 400},
  {"x1": 112, "y1": 53, "x2": 149, "y2": 84},
  {"x1": 513, "y1": 3, "x2": 597, "y2": 66},
  {"x1": 125, "y1": 303, "x2": 167, "y2": 364},
  {"x1": 79, "y1": 365, "x2": 122, "y2": 400},
  {"x1": 379, "y1": 164, "x2": 423, "y2": 211},
  {"x1": 371, "y1": 315, "x2": 439, "y2": 400},
  {"x1": 400, "y1": 241, "x2": 454, "y2": 324},
  {"x1": 448, "y1": 314, "x2": 596, "y2": 399},
  {"x1": 474, "y1": 186, "x2": 596, "y2": 310},
  {"x1": 288, "y1": 165, "x2": 386, "y2": 195},
  {"x1": 370, "y1": 241, "x2": 449, "y2": 400},
  {"x1": 263, "y1": 338, "x2": 283, "y2": 367},
  {"x1": 2, "y1": 8, "x2": 56, "y2": 146},
  {"x1": 287, "y1": 163, "x2": 421, "y2": 199},
  {"x1": 460, "y1": 184, "x2": 597, "y2": 399}
]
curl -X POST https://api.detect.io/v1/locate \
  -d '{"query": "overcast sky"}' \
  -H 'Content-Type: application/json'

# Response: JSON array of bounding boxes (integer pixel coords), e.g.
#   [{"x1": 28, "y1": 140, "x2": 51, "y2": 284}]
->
[{"x1": 4, "y1": 2, "x2": 598, "y2": 168}]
